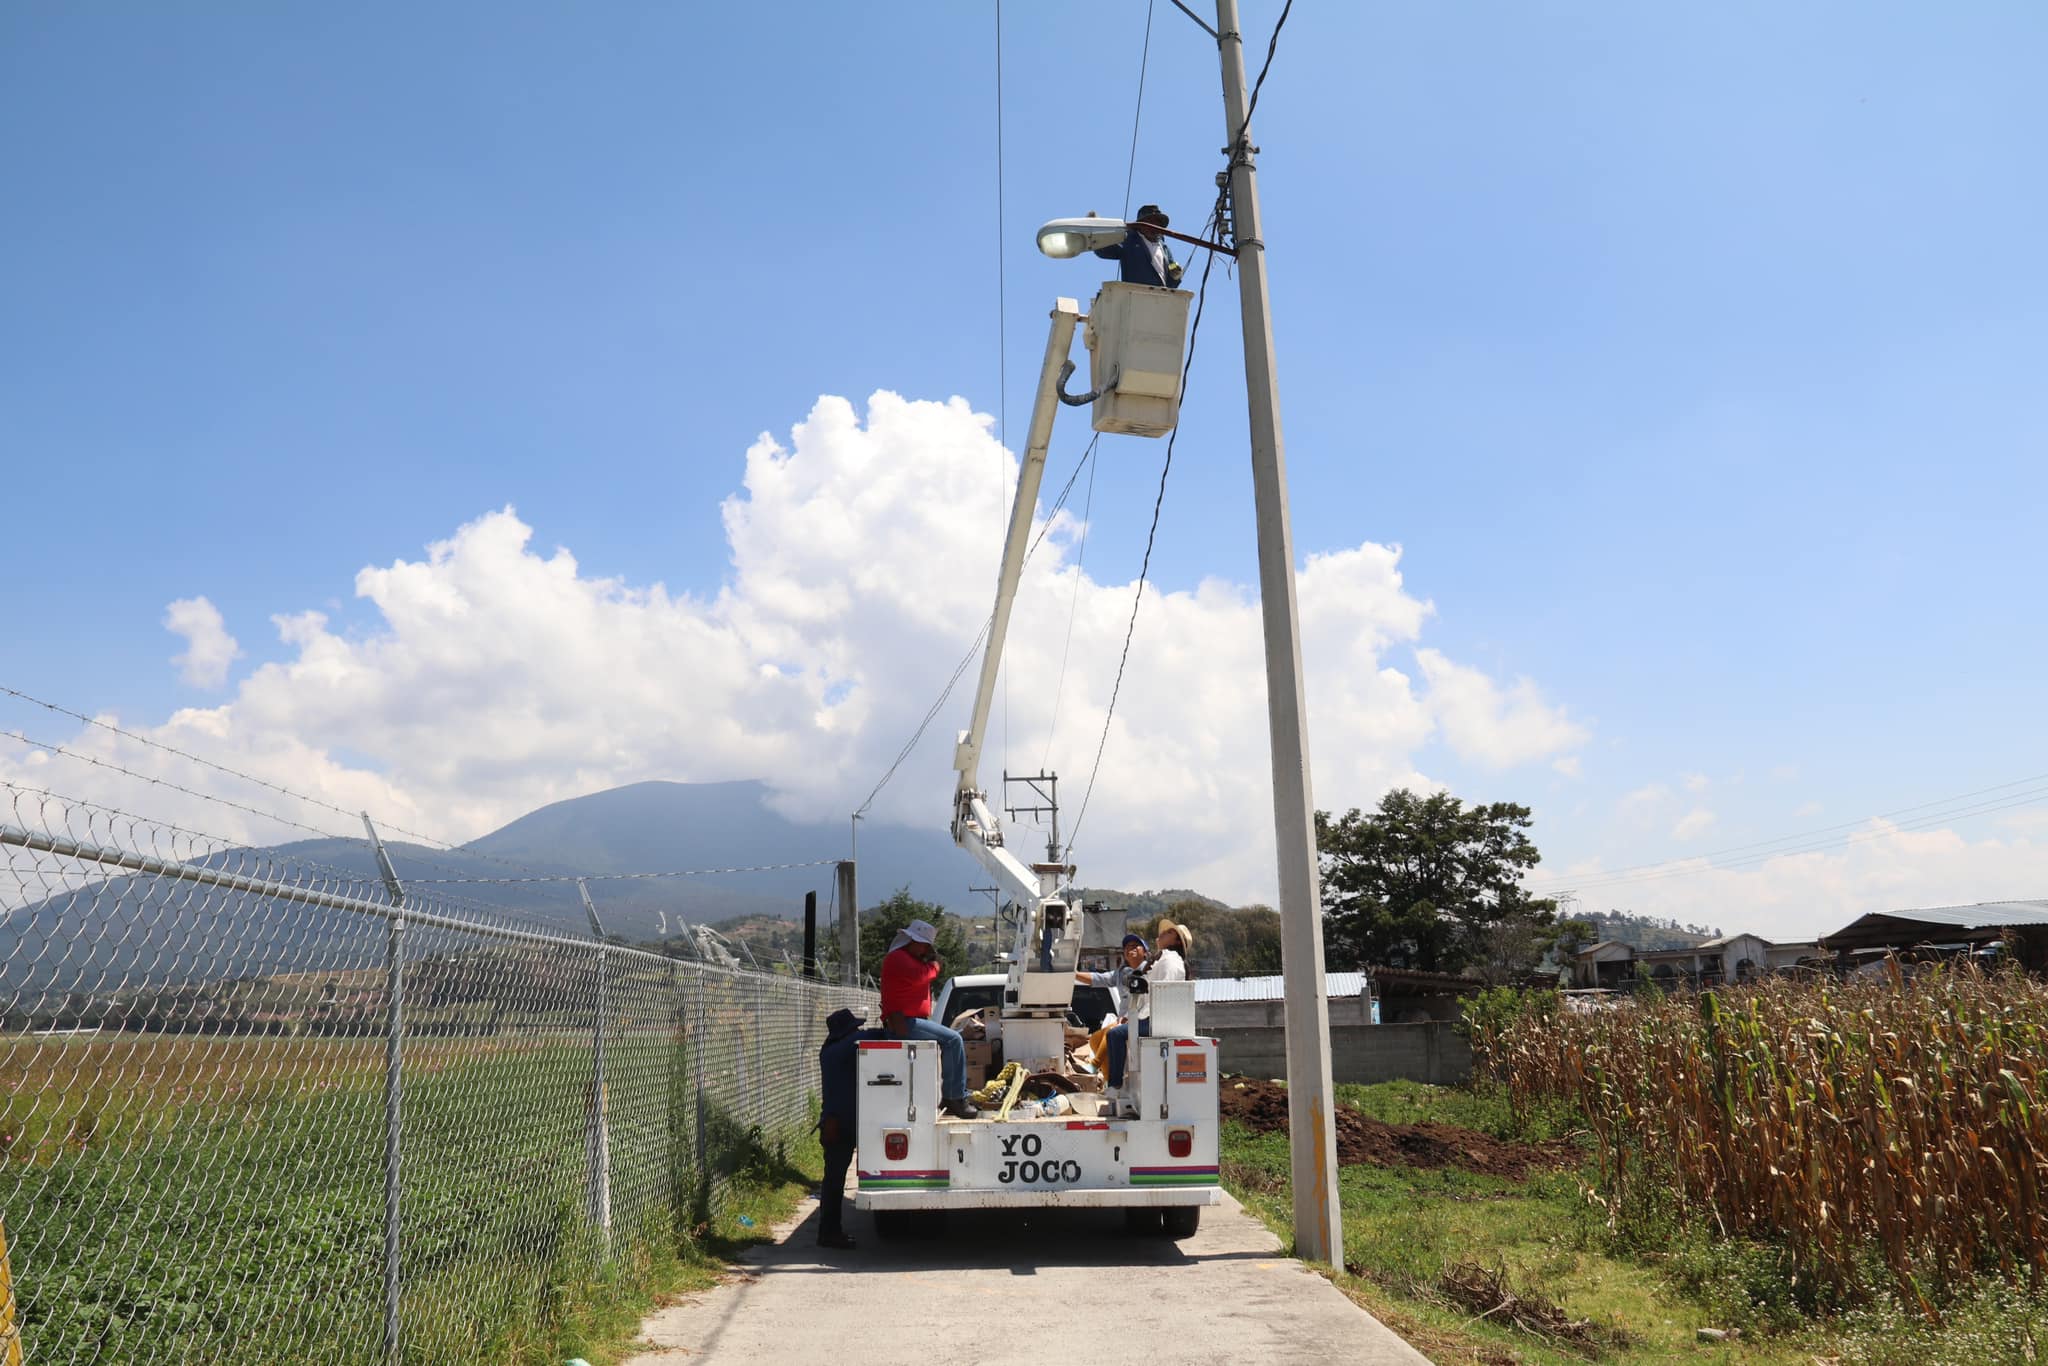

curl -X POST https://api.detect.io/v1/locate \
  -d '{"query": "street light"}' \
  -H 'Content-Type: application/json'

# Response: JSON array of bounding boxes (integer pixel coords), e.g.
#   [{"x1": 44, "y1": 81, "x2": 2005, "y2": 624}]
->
[{"x1": 1035, "y1": 217, "x2": 1131, "y2": 259}]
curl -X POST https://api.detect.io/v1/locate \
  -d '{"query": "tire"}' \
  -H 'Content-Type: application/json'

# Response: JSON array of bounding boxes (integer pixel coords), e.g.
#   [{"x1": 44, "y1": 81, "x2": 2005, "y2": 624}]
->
[
  {"x1": 1123, "y1": 1207, "x2": 1163, "y2": 1235},
  {"x1": 872, "y1": 1209, "x2": 911, "y2": 1241},
  {"x1": 1161, "y1": 1205, "x2": 1201, "y2": 1240}
]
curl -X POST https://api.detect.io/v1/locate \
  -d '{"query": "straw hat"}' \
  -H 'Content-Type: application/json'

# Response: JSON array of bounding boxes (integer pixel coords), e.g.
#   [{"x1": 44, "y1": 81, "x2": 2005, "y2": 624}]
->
[{"x1": 1155, "y1": 919, "x2": 1193, "y2": 960}]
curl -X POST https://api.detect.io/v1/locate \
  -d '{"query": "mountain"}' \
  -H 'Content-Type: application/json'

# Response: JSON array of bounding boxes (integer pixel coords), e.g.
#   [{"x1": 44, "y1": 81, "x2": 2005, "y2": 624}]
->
[{"x1": 0, "y1": 780, "x2": 974, "y2": 1003}]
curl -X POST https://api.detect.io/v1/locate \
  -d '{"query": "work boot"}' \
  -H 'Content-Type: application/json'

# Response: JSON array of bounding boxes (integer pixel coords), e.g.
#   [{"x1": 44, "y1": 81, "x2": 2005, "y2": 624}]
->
[
  {"x1": 817, "y1": 1229, "x2": 857, "y2": 1250},
  {"x1": 940, "y1": 1096, "x2": 981, "y2": 1120}
]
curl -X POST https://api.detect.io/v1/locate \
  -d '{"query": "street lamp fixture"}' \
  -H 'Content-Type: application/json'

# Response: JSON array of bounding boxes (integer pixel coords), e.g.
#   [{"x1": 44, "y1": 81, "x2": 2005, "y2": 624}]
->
[{"x1": 1036, "y1": 216, "x2": 1237, "y2": 261}]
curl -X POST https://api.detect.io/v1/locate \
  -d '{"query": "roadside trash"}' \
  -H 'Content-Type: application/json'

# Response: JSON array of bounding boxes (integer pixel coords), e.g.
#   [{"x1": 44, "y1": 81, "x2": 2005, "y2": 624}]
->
[{"x1": 737, "y1": 1215, "x2": 755, "y2": 1228}]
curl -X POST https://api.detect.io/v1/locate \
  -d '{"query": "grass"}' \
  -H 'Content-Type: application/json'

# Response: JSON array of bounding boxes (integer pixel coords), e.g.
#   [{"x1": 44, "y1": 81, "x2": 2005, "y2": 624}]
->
[
  {"x1": 1222, "y1": 1080, "x2": 2048, "y2": 1365},
  {"x1": 2, "y1": 1028, "x2": 825, "y2": 1365}
]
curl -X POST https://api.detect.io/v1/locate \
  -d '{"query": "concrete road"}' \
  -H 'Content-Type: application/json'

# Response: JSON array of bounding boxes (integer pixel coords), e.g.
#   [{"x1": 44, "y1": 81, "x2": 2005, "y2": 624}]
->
[{"x1": 625, "y1": 1190, "x2": 1432, "y2": 1366}]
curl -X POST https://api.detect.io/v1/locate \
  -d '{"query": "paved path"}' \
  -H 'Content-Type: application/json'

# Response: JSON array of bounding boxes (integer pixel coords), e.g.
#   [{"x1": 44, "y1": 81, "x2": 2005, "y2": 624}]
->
[{"x1": 624, "y1": 1189, "x2": 1432, "y2": 1366}]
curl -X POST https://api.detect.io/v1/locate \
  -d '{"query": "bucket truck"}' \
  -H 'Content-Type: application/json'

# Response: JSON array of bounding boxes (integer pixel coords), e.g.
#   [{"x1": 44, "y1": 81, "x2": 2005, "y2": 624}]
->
[{"x1": 854, "y1": 286, "x2": 1219, "y2": 1239}]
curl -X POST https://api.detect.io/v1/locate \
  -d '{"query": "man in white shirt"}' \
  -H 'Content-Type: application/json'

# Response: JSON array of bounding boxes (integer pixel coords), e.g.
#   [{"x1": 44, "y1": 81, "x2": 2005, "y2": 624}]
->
[{"x1": 1076, "y1": 933, "x2": 1184, "y2": 1103}]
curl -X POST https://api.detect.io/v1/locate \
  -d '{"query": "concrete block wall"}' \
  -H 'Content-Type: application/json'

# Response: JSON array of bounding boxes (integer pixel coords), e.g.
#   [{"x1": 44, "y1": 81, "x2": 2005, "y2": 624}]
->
[{"x1": 1209, "y1": 1020, "x2": 1473, "y2": 1087}]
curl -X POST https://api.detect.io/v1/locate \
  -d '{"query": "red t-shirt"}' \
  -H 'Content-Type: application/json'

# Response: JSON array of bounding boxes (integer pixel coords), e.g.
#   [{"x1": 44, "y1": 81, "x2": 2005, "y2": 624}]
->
[{"x1": 880, "y1": 946, "x2": 939, "y2": 1018}]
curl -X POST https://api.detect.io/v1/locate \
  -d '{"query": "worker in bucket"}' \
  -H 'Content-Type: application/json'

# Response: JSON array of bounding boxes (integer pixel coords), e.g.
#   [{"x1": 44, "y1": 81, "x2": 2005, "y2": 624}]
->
[
  {"x1": 815, "y1": 1006, "x2": 868, "y2": 1250},
  {"x1": 879, "y1": 919, "x2": 981, "y2": 1119},
  {"x1": 1088, "y1": 204, "x2": 1185, "y2": 289}
]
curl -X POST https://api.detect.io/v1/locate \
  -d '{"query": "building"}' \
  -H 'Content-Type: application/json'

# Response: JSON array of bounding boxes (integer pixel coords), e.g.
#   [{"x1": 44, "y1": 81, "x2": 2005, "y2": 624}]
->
[
  {"x1": 1819, "y1": 900, "x2": 2048, "y2": 971},
  {"x1": 1193, "y1": 967, "x2": 1484, "y2": 1027},
  {"x1": 1567, "y1": 933, "x2": 1820, "y2": 990}
]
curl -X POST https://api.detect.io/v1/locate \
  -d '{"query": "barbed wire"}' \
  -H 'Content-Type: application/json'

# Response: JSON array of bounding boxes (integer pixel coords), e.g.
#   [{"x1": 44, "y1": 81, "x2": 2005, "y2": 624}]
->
[{"x1": 406, "y1": 858, "x2": 841, "y2": 885}]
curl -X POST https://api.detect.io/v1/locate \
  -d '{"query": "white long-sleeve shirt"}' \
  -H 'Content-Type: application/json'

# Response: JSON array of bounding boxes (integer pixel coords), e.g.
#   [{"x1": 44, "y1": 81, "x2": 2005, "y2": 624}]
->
[{"x1": 1089, "y1": 950, "x2": 1185, "y2": 1023}]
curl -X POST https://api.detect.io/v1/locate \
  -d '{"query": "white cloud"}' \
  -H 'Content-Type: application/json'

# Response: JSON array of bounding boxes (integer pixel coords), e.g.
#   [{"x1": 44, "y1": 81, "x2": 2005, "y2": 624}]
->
[
  {"x1": 1682, "y1": 772, "x2": 1710, "y2": 793},
  {"x1": 1545, "y1": 818, "x2": 2048, "y2": 942},
  {"x1": 163, "y1": 597, "x2": 241, "y2": 689},
  {"x1": 1793, "y1": 800, "x2": 1824, "y2": 818},
  {"x1": 1671, "y1": 806, "x2": 1717, "y2": 840},
  {"x1": 3, "y1": 391, "x2": 1589, "y2": 903},
  {"x1": 1552, "y1": 756, "x2": 1582, "y2": 779},
  {"x1": 1413, "y1": 649, "x2": 1587, "y2": 769},
  {"x1": 1617, "y1": 782, "x2": 1671, "y2": 825}
]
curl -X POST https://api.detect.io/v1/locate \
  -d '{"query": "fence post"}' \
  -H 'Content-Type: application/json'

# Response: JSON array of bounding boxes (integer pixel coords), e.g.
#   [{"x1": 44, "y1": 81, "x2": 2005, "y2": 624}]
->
[
  {"x1": 751, "y1": 972, "x2": 766, "y2": 1132},
  {"x1": 836, "y1": 860, "x2": 858, "y2": 987},
  {"x1": 363, "y1": 815, "x2": 407, "y2": 1366},
  {"x1": 693, "y1": 969, "x2": 709, "y2": 1212},
  {"x1": 577, "y1": 881, "x2": 612, "y2": 1259}
]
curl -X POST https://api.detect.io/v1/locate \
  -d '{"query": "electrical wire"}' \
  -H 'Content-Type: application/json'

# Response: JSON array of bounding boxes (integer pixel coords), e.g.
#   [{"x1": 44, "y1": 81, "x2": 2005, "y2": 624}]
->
[
  {"x1": 852, "y1": 439, "x2": 1100, "y2": 821},
  {"x1": 1535, "y1": 780, "x2": 2048, "y2": 897},
  {"x1": 0, "y1": 682, "x2": 560, "y2": 879},
  {"x1": 1527, "y1": 769, "x2": 2048, "y2": 892},
  {"x1": 1039, "y1": 437, "x2": 1100, "y2": 771},
  {"x1": 1121, "y1": 0, "x2": 1156, "y2": 218},
  {"x1": 994, "y1": 0, "x2": 1011, "y2": 786},
  {"x1": 1061, "y1": 196, "x2": 1228, "y2": 863}
]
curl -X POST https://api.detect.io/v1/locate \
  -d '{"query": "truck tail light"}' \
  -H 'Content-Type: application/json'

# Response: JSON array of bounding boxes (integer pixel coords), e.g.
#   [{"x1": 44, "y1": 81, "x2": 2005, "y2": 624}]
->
[
  {"x1": 884, "y1": 1131, "x2": 909, "y2": 1161},
  {"x1": 1168, "y1": 1128, "x2": 1192, "y2": 1158}
]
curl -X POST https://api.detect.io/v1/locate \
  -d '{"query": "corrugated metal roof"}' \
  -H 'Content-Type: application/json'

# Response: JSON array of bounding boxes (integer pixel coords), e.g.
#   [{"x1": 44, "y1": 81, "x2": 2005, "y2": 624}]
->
[
  {"x1": 1194, "y1": 972, "x2": 1369, "y2": 1003},
  {"x1": 1863, "y1": 900, "x2": 2048, "y2": 930}
]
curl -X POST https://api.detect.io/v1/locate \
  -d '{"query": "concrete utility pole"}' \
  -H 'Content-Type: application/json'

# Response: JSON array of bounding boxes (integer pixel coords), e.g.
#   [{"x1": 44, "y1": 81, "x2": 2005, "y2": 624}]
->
[{"x1": 1213, "y1": 0, "x2": 1343, "y2": 1263}]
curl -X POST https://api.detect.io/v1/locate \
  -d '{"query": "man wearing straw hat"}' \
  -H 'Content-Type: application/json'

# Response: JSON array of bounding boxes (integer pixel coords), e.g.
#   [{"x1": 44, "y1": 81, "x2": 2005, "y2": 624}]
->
[{"x1": 879, "y1": 919, "x2": 981, "y2": 1120}]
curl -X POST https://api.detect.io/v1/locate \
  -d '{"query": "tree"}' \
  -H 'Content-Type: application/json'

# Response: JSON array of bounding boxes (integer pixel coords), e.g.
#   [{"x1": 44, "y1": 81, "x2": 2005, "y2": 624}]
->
[
  {"x1": 823, "y1": 889, "x2": 969, "y2": 989},
  {"x1": 1316, "y1": 789, "x2": 1559, "y2": 976}
]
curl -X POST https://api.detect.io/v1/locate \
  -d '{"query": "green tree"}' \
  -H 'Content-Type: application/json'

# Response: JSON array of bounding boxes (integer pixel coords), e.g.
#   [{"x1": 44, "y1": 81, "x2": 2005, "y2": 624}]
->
[
  {"x1": 1316, "y1": 789, "x2": 1559, "y2": 975},
  {"x1": 832, "y1": 889, "x2": 969, "y2": 989}
]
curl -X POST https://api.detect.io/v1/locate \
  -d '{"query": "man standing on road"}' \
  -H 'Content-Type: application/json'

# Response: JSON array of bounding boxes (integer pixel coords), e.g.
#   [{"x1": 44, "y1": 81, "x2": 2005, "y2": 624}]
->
[
  {"x1": 816, "y1": 1006, "x2": 867, "y2": 1251},
  {"x1": 879, "y1": 920, "x2": 981, "y2": 1119}
]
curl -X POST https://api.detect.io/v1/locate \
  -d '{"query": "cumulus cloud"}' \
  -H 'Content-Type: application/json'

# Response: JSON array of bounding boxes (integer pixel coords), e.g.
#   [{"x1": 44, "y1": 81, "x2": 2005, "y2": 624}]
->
[
  {"x1": 5, "y1": 391, "x2": 1585, "y2": 902},
  {"x1": 164, "y1": 597, "x2": 241, "y2": 688},
  {"x1": 1412, "y1": 649, "x2": 1587, "y2": 769}
]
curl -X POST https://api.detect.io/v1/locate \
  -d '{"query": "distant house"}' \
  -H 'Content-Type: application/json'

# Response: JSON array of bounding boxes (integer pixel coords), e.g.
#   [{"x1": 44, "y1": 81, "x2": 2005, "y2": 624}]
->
[
  {"x1": 1819, "y1": 900, "x2": 2048, "y2": 971},
  {"x1": 1567, "y1": 933, "x2": 1820, "y2": 989}
]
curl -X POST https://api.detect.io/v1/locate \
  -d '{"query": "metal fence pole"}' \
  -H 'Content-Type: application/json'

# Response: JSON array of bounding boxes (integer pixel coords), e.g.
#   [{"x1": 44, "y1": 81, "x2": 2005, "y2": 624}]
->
[
  {"x1": 577, "y1": 882, "x2": 612, "y2": 1258},
  {"x1": 836, "y1": 860, "x2": 858, "y2": 987},
  {"x1": 363, "y1": 815, "x2": 407, "y2": 1366},
  {"x1": 693, "y1": 971, "x2": 709, "y2": 1209}
]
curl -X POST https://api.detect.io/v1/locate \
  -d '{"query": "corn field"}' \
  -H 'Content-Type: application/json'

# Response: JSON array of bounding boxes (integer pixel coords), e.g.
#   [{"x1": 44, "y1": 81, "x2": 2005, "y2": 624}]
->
[{"x1": 1470, "y1": 965, "x2": 2048, "y2": 1317}]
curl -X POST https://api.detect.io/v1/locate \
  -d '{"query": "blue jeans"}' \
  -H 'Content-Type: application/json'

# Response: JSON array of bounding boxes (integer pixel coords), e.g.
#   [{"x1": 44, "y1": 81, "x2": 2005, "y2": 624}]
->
[
  {"x1": 900, "y1": 1016, "x2": 969, "y2": 1100},
  {"x1": 1105, "y1": 1017, "x2": 1151, "y2": 1088}
]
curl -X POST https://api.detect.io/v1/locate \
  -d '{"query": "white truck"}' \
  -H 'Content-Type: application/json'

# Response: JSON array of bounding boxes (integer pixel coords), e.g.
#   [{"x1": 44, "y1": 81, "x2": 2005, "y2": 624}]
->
[{"x1": 855, "y1": 285, "x2": 1220, "y2": 1240}]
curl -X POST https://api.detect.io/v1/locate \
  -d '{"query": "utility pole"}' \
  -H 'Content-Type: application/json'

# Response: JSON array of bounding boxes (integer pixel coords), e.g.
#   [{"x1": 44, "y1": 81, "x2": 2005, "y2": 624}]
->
[{"x1": 1213, "y1": 0, "x2": 1342, "y2": 1263}]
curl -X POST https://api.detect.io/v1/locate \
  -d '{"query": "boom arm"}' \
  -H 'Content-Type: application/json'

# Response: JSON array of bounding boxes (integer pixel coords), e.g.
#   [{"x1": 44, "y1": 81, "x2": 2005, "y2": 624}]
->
[
  {"x1": 951, "y1": 299, "x2": 1087, "y2": 1012},
  {"x1": 951, "y1": 297, "x2": 1081, "y2": 810}
]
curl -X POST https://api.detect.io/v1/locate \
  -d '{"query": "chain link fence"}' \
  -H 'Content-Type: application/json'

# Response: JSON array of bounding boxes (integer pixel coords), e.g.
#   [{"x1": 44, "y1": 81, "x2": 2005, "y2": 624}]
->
[{"x1": 0, "y1": 784, "x2": 873, "y2": 1364}]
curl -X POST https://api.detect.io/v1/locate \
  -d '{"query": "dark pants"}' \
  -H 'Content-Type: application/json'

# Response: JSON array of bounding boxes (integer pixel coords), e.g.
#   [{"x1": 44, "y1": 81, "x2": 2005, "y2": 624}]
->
[
  {"x1": 1105, "y1": 1017, "x2": 1152, "y2": 1088},
  {"x1": 820, "y1": 1139, "x2": 854, "y2": 1236}
]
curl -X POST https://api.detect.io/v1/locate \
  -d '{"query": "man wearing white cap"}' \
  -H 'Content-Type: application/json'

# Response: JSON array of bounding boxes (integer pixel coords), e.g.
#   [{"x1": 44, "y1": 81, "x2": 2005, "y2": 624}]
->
[{"x1": 879, "y1": 919, "x2": 980, "y2": 1119}]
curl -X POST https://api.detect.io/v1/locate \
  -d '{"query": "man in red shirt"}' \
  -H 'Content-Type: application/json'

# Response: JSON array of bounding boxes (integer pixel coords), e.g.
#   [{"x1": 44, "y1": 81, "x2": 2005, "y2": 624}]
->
[{"x1": 879, "y1": 919, "x2": 979, "y2": 1119}]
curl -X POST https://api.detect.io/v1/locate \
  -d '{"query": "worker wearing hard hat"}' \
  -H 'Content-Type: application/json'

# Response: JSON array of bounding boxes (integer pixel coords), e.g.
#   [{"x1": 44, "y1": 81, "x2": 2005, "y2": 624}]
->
[{"x1": 1090, "y1": 204, "x2": 1185, "y2": 290}]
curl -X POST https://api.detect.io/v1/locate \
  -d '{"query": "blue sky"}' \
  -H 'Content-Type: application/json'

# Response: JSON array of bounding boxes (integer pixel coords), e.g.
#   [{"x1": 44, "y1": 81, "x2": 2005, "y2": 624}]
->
[{"x1": 5, "y1": 2, "x2": 2044, "y2": 936}]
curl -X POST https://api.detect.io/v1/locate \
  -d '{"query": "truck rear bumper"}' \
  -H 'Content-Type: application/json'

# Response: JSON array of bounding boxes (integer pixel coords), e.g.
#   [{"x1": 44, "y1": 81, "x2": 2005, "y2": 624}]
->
[{"x1": 853, "y1": 1187, "x2": 1219, "y2": 1211}]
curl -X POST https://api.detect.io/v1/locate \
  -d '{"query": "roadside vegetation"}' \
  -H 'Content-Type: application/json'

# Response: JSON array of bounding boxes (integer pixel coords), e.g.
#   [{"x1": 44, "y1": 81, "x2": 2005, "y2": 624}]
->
[
  {"x1": 3, "y1": 1032, "x2": 823, "y2": 1365},
  {"x1": 1221, "y1": 962, "x2": 2048, "y2": 1364}
]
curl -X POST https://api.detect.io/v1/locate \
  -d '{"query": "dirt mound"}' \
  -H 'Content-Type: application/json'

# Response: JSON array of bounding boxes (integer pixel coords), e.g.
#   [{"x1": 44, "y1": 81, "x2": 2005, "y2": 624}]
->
[{"x1": 1217, "y1": 1076, "x2": 1574, "y2": 1180}]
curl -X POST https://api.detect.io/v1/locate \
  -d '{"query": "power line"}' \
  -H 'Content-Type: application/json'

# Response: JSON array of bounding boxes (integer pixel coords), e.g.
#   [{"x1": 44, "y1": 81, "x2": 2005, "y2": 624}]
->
[
  {"x1": 407, "y1": 858, "x2": 841, "y2": 885},
  {"x1": 1535, "y1": 774, "x2": 2048, "y2": 896},
  {"x1": 1062, "y1": 197, "x2": 1228, "y2": 862},
  {"x1": 0, "y1": 683, "x2": 582, "y2": 882},
  {"x1": 1230, "y1": 0, "x2": 1295, "y2": 157},
  {"x1": 853, "y1": 438, "x2": 1100, "y2": 821},
  {"x1": 1040, "y1": 437, "x2": 1100, "y2": 772},
  {"x1": 1121, "y1": 0, "x2": 1156, "y2": 218}
]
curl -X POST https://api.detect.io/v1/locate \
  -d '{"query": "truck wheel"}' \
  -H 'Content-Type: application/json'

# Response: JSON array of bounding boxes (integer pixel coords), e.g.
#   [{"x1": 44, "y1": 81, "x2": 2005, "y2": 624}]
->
[
  {"x1": 873, "y1": 1209, "x2": 911, "y2": 1241},
  {"x1": 1161, "y1": 1206, "x2": 1201, "y2": 1240},
  {"x1": 1123, "y1": 1207, "x2": 1162, "y2": 1235}
]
